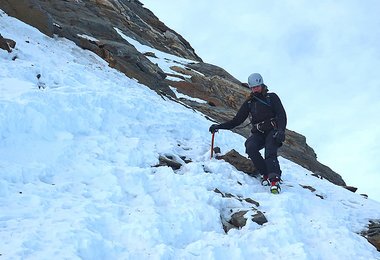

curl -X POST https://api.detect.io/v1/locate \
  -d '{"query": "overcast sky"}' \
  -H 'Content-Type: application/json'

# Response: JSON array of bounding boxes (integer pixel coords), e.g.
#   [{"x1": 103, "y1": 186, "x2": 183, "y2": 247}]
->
[{"x1": 141, "y1": 0, "x2": 380, "y2": 201}]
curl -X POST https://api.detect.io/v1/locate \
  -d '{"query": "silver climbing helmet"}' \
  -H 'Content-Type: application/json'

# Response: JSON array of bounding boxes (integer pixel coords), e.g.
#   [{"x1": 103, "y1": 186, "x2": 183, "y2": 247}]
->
[{"x1": 248, "y1": 73, "x2": 263, "y2": 88}]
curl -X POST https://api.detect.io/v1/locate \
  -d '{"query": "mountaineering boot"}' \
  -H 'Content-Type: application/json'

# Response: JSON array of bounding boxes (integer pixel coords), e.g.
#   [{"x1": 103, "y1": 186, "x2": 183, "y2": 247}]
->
[
  {"x1": 261, "y1": 175, "x2": 270, "y2": 186},
  {"x1": 270, "y1": 177, "x2": 281, "y2": 194}
]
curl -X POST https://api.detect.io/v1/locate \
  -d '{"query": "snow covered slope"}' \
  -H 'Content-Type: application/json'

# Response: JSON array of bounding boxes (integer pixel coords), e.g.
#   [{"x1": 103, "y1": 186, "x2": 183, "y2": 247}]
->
[{"x1": 1, "y1": 11, "x2": 379, "y2": 260}]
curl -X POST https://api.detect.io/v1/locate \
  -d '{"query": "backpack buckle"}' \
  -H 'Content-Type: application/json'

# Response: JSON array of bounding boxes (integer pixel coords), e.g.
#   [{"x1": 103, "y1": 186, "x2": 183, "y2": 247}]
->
[
  {"x1": 253, "y1": 118, "x2": 277, "y2": 133},
  {"x1": 254, "y1": 121, "x2": 265, "y2": 133}
]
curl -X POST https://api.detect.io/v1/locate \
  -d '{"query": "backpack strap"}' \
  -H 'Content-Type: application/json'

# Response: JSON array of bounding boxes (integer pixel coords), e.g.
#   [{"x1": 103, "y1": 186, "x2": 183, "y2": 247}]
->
[
  {"x1": 247, "y1": 94, "x2": 275, "y2": 126},
  {"x1": 266, "y1": 95, "x2": 271, "y2": 106},
  {"x1": 249, "y1": 94, "x2": 274, "y2": 113},
  {"x1": 251, "y1": 95, "x2": 271, "y2": 107}
]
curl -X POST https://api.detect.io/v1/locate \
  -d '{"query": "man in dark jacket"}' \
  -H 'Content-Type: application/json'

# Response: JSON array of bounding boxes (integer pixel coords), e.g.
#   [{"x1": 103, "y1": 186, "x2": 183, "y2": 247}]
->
[{"x1": 209, "y1": 73, "x2": 287, "y2": 194}]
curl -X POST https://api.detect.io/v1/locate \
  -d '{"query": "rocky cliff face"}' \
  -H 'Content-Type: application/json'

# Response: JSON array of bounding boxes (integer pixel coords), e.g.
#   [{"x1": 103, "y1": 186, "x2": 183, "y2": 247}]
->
[{"x1": 0, "y1": 0, "x2": 346, "y2": 186}]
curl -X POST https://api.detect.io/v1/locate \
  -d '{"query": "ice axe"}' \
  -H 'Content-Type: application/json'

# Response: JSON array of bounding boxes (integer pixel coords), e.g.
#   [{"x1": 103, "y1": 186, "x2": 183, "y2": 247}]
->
[{"x1": 210, "y1": 131, "x2": 217, "y2": 159}]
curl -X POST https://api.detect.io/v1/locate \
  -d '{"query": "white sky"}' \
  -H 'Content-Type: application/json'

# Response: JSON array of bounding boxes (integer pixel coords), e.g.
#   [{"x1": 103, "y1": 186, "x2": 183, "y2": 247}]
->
[{"x1": 141, "y1": 0, "x2": 380, "y2": 202}]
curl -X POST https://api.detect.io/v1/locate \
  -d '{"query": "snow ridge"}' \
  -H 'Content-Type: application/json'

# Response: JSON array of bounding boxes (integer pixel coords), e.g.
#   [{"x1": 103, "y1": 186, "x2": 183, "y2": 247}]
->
[{"x1": 1, "y1": 11, "x2": 380, "y2": 259}]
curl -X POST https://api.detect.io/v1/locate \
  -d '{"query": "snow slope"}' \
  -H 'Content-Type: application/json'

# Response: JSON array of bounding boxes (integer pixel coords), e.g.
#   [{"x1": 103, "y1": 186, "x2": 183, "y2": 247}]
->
[{"x1": 1, "y1": 11, "x2": 380, "y2": 260}]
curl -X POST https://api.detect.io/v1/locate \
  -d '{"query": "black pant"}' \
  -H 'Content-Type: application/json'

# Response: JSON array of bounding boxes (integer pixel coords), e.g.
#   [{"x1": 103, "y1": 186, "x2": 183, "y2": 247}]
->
[{"x1": 245, "y1": 129, "x2": 281, "y2": 180}]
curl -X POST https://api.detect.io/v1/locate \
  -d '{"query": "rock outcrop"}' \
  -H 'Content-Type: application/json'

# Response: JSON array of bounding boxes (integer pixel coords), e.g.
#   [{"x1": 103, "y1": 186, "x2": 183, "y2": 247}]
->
[
  {"x1": 0, "y1": 33, "x2": 15, "y2": 52},
  {"x1": 214, "y1": 188, "x2": 267, "y2": 233},
  {"x1": 216, "y1": 149, "x2": 258, "y2": 176},
  {"x1": 362, "y1": 220, "x2": 380, "y2": 252},
  {"x1": 0, "y1": 0, "x2": 200, "y2": 95},
  {"x1": 0, "y1": 0, "x2": 346, "y2": 187}
]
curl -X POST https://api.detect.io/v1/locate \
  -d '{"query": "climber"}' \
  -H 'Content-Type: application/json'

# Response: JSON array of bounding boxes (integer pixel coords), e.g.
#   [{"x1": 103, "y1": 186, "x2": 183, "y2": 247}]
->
[{"x1": 209, "y1": 73, "x2": 287, "y2": 194}]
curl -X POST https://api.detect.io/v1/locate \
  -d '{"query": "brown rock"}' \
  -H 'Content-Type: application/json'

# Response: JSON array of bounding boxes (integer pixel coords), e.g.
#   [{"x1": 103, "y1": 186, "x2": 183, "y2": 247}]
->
[
  {"x1": 251, "y1": 211, "x2": 268, "y2": 225},
  {"x1": 300, "y1": 185, "x2": 316, "y2": 192},
  {"x1": 361, "y1": 220, "x2": 380, "y2": 251},
  {"x1": 216, "y1": 149, "x2": 257, "y2": 176},
  {"x1": 342, "y1": 186, "x2": 358, "y2": 193},
  {"x1": 214, "y1": 189, "x2": 265, "y2": 232},
  {"x1": 154, "y1": 155, "x2": 183, "y2": 170},
  {"x1": 229, "y1": 210, "x2": 248, "y2": 228},
  {"x1": 228, "y1": 209, "x2": 268, "y2": 231},
  {"x1": 244, "y1": 198, "x2": 260, "y2": 207},
  {"x1": 0, "y1": 34, "x2": 15, "y2": 52},
  {"x1": 0, "y1": 0, "x2": 54, "y2": 36}
]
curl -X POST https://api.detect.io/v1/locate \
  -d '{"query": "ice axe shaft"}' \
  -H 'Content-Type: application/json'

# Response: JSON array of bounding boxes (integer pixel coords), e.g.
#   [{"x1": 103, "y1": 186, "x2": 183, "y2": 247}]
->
[{"x1": 210, "y1": 132, "x2": 216, "y2": 159}]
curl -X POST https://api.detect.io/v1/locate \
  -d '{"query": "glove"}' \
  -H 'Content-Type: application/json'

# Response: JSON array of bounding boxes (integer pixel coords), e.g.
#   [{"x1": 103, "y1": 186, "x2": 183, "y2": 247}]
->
[
  {"x1": 209, "y1": 124, "x2": 220, "y2": 133},
  {"x1": 273, "y1": 130, "x2": 285, "y2": 144}
]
